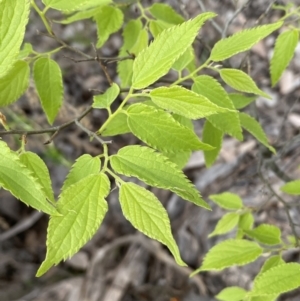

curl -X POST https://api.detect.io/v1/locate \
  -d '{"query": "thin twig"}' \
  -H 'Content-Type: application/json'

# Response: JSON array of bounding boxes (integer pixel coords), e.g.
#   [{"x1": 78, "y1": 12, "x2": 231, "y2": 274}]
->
[
  {"x1": 195, "y1": 0, "x2": 223, "y2": 34},
  {"x1": 75, "y1": 120, "x2": 111, "y2": 145},
  {"x1": 0, "y1": 211, "x2": 43, "y2": 242},
  {"x1": 0, "y1": 106, "x2": 93, "y2": 139},
  {"x1": 38, "y1": 30, "x2": 92, "y2": 59},
  {"x1": 260, "y1": 172, "x2": 299, "y2": 247},
  {"x1": 222, "y1": 0, "x2": 251, "y2": 38}
]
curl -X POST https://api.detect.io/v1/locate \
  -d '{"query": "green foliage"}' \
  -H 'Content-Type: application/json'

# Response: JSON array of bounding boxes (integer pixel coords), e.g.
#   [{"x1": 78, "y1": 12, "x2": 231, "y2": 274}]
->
[
  {"x1": 215, "y1": 286, "x2": 247, "y2": 301},
  {"x1": 219, "y1": 69, "x2": 271, "y2": 99},
  {"x1": 0, "y1": 1, "x2": 299, "y2": 298},
  {"x1": 93, "y1": 83, "x2": 120, "y2": 109},
  {"x1": 0, "y1": 141, "x2": 58, "y2": 215},
  {"x1": 0, "y1": 0, "x2": 30, "y2": 78},
  {"x1": 37, "y1": 173, "x2": 110, "y2": 276},
  {"x1": 149, "y1": 85, "x2": 230, "y2": 119},
  {"x1": 0, "y1": 60, "x2": 30, "y2": 107},
  {"x1": 119, "y1": 182, "x2": 186, "y2": 266},
  {"x1": 33, "y1": 58, "x2": 63, "y2": 124},
  {"x1": 270, "y1": 29, "x2": 299, "y2": 86},
  {"x1": 281, "y1": 180, "x2": 300, "y2": 195},
  {"x1": 110, "y1": 145, "x2": 210, "y2": 209},
  {"x1": 126, "y1": 104, "x2": 214, "y2": 152},
  {"x1": 191, "y1": 239, "x2": 263, "y2": 274},
  {"x1": 94, "y1": 5, "x2": 124, "y2": 48},
  {"x1": 132, "y1": 12, "x2": 216, "y2": 89},
  {"x1": 210, "y1": 21, "x2": 282, "y2": 61}
]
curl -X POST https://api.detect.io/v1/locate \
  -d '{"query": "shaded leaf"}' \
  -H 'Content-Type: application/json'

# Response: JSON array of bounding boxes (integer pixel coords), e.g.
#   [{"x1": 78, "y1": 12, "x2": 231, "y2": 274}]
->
[
  {"x1": 202, "y1": 120, "x2": 223, "y2": 167},
  {"x1": 192, "y1": 76, "x2": 243, "y2": 140}
]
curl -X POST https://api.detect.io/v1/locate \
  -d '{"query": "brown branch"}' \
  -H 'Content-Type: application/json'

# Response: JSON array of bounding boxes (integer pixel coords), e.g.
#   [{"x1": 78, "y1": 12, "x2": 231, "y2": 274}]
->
[
  {"x1": 0, "y1": 105, "x2": 93, "y2": 142},
  {"x1": 75, "y1": 120, "x2": 111, "y2": 145}
]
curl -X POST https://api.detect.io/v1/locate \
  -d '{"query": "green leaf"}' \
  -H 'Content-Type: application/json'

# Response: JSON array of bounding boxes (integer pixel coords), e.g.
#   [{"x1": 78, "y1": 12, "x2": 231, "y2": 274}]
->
[
  {"x1": 220, "y1": 69, "x2": 270, "y2": 99},
  {"x1": 215, "y1": 286, "x2": 247, "y2": 301},
  {"x1": 94, "y1": 5, "x2": 124, "y2": 48},
  {"x1": 93, "y1": 83, "x2": 120, "y2": 109},
  {"x1": 100, "y1": 111, "x2": 130, "y2": 136},
  {"x1": 271, "y1": 29, "x2": 298, "y2": 86},
  {"x1": 251, "y1": 263, "x2": 300, "y2": 296},
  {"x1": 76, "y1": 0, "x2": 112, "y2": 10},
  {"x1": 20, "y1": 152, "x2": 55, "y2": 204},
  {"x1": 111, "y1": 145, "x2": 210, "y2": 209},
  {"x1": 57, "y1": 6, "x2": 102, "y2": 24},
  {"x1": 249, "y1": 295, "x2": 278, "y2": 301},
  {"x1": 132, "y1": 12, "x2": 216, "y2": 89},
  {"x1": 229, "y1": 93, "x2": 256, "y2": 109},
  {"x1": 202, "y1": 120, "x2": 223, "y2": 167},
  {"x1": 239, "y1": 112, "x2": 275, "y2": 153},
  {"x1": 130, "y1": 29, "x2": 148, "y2": 56},
  {"x1": 210, "y1": 22, "x2": 283, "y2": 61},
  {"x1": 36, "y1": 173, "x2": 110, "y2": 276},
  {"x1": 244, "y1": 224, "x2": 282, "y2": 245},
  {"x1": 258, "y1": 255, "x2": 285, "y2": 277},
  {"x1": 118, "y1": 19, "x2": 142, "y2": 87},
  {"x1": 238, "y1": 212, "x2": 254, "y2": 230},
  {"x1": 61, "y1": 154, "x2": 101, "y2": 192},
  {"x1": 42, "y1": 0, "x2": 106, "y2": 12},
  {"x1": 192, "y1": 76, "x2": 243, "y2": 140},
  {"x1": 162, "y1": 114, "x2": 192, "y2": 168},
  {"x1": 33, "y1": 57, "x2": 63, "y2": 125},
  {"x1": 208, "y1": 212, "x2": 240, "y2": 237},
  {"x1": 191, "y1": 239, "x2": 262, "y2": 275},
  {"x1": 18, "y1": 43, "x2": 33, "y2": 59},
  {"x1": 0, "y1": 141, "x2": 57, "y2": 215},
  {"x1": 0, "y1": 60, "x2": 29, "y2": 107},
  {"x1": 119, "y1": 182, "x2": 186, "y2": 266},
  {"x1": 162, "y1": 150, "x2": 191, "y2": 169},
  {"x1": 148, "y1": 3, "x2": 185, "y2": 24},
  {"x1": 150, "y1": 86, "x2": 230, "y2": 119},
  {"x1": 209, "y1": 192, "x2": 243, "y2": 210},
  {"x1": 127, "y1": 103, "x2": 214, "y2": 152},
  {"x1": 149, "y1": 20, "x2": 171, "y2": 38},
  {"x1": 172, "y1": 47, "x2": 195, "y2": 71},
  {"x1": 0, "y1": 0, "x2": 30, "y2": 78},
  {"x1": 281, "y1": 180, "x2": 300, "y2": 195}
]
